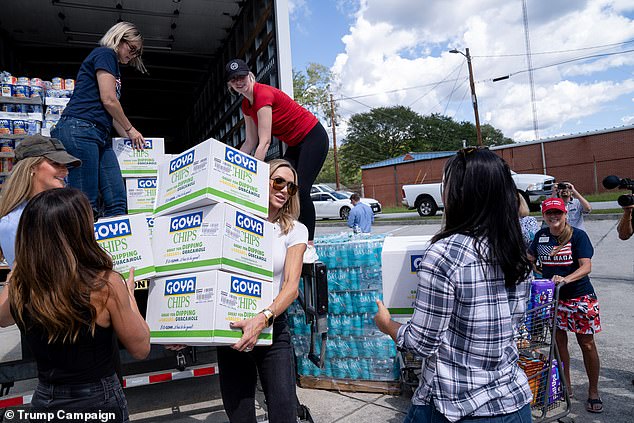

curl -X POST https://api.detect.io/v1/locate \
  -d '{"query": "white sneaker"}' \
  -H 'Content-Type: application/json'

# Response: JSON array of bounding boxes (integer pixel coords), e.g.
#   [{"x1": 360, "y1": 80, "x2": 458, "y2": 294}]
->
[{"x1": 303, "y1": 244, "x2": 319, "y2": 264}]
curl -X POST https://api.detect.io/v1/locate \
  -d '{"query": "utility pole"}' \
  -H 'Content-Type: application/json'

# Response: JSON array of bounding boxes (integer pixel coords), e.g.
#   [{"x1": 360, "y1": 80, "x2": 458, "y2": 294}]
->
[
  {"x1": 450, "y1": 48, "x2": 483, "y2": 146},
  {"x1": 329, "y1": 93, "x2": 340, "y2": 190}
]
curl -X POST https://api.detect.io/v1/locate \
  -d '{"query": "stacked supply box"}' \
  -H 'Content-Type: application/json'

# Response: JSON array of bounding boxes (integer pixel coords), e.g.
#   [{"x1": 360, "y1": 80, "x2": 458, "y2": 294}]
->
[
  {"x1": 113, "y1": 137, "x2": 165, "y2": 215},
  {"x1": 153, "y1": 138, "x2": 269, "y2": 218},
  {"x1": 380, "y1": 236, "x2": 433, "y2": 317},
  {"x1": 125, "y1": 177, "x2": 157, "y2": 214},
  {"x1": 146, "y1": 137, "x2": 273, "y2": 347},
  {"x1": 289, "y1": 233, "x2": 401, "y2": 384},
  {"x1": 151, "y1": 203, "x2": 274, "y2": 281},
  {"x1": 94, "y1": 213, "x2": 155, "y2": 281},
  {"x1": 113, "y1": 137, "x2": 165, "y2": 177},
  {"x1": 146, "y1": 270, "x2": 274, "y2": 346}
]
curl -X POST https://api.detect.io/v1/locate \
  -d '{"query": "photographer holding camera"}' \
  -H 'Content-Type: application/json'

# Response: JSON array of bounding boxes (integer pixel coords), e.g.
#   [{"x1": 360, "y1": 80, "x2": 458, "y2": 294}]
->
[
  {"x1": 617, "y1": 204, "x2": 634, "y2": 240},
  {"x1": 554, "y1": 181, "x2": 592, "y2": 230},
  {"x1": 602, "y1": 175, "x2": 634, "y2": 240}
]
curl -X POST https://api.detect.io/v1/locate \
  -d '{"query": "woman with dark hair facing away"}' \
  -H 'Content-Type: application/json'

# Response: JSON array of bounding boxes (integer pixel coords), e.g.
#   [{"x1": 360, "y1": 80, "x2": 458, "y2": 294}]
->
[
  {"x1": 225, "y1": 59, "x2": 328, "y2": 255},
  {"x1": 0, "y1": 188, "x2": 150, "y2": 422},
  {"x1": 374, "y1": 147, "x2": 533, "y2": 423},
  {"x1": 52, "y1": 22, "x2": 147, "y2": 218},
  {"x1": 528, "y1": 198, "x2": 602, "y2": 414}
]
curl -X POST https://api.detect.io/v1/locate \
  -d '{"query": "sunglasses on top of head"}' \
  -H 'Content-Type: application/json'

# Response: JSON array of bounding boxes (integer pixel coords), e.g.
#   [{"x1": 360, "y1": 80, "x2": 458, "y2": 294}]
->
[{"x1": 270, "y1": 177, "x2": 298, "y2": 196}]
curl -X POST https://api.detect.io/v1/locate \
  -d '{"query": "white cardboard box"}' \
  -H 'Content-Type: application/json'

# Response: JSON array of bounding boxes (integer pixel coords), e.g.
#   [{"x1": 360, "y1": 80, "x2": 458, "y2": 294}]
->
[
  {"x1": 94, "y1": 213, "x2": 156, "y2": 280},
  {"x1": 153, "y1": 138, "x2": 269, "y2": 218},
  {"x1": 125, "y1": 177, "x2": 157, "y2": 214},
  {"x1": 381, "y1": 235, "x2": 432, "y2": 317},
  {"x1": 146, "y1": 270, "x2": 273, "y2": 346},
  {"x1": 152, "y1": 203, "x2": 273, "y2": 281},
  {"x1": 113, "y1": 137, "x2": 165, "y2": 177}
]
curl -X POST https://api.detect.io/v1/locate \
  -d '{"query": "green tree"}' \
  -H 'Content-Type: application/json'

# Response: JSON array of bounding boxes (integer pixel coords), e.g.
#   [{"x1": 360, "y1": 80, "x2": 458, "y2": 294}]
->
[
  {"x1": 339, "y1": 106, "x2": 426, "y2": 171},
  {"x1": 293, "y1": 63, "x2": 337, "y2": 122},
  {"x1": 338, "y1": 107, "x2": 514, "y2": 179}
]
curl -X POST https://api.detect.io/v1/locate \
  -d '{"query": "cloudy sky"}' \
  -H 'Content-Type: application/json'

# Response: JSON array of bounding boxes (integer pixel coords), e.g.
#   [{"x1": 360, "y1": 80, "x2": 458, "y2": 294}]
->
[{"x1": 288, "y1": 0, "x2": 634, "y2": 144}]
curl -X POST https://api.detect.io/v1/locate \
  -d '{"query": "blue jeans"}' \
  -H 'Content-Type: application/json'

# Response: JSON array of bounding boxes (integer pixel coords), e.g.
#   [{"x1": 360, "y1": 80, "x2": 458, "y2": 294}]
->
[
  {"x1": 403, "y1": 403, "x2": 532, "y2": 423},
  {"x1": 52, "y1": 116, "x2": 126, "y2": 217},
  {"x1": 217, "y1": 314, "x2": 297, "y2": 423},
  {"x1": 30, "y1": 373, "x2": 129, "y2": 422}
]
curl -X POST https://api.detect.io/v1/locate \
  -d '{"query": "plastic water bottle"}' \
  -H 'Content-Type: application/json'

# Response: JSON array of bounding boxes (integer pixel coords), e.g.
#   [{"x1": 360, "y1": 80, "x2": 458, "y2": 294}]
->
[
  {"x1": 342, "y1": 291, "x2": 353, "y2": 312},
  {"x1": 351, "y1": 313, "x2": 362, "y2": 336},
  {"x1": 341, "y1": 314, "x2": 352, "y2": 336},
  {"x1": 348, "y1": 358, "x2": 362, "y2": 379},
  {"x1": 326, "y1": 338, "x2": 338, "y2": 359},
  {"x1": 349, "y1": 336, "x2": 359, "y2": 357},
  {"x1": 324, "y1": 359, "x2": 333, "y2": 378},
  {"x1": 360, "y1": 357, "x2": 371, "y2": 380}
]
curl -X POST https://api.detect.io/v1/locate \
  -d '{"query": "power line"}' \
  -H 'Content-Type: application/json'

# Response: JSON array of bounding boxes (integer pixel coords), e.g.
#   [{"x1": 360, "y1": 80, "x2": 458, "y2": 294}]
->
[
  {"x1": 486, "y1": 47, "x2": 634, "y2": 82},
  {"x1": 472, "y1": 38, "x2": 634, "y2": 58}
]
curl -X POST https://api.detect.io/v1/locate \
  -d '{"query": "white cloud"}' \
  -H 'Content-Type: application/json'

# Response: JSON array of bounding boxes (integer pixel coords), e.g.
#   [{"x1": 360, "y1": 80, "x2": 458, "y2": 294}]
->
[{"x1": 328, "y1": 0, "x2": 634, "y2": 143}]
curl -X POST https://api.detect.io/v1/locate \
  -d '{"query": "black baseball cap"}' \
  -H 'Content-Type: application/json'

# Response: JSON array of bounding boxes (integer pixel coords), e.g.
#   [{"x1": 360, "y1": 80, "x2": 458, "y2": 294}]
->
[
  {"x1": 225, "y1": 59, "x2": 250, "y2": 81},
  {"x1": 14, "y1": 134, "x2": 82, "y2": 168}
]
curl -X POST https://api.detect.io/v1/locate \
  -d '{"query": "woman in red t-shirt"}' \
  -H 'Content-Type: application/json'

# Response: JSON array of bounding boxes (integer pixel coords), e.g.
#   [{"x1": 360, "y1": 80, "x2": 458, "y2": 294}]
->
[{"x1": 226, "y1": 59, "x2": 328, "y2": 245}]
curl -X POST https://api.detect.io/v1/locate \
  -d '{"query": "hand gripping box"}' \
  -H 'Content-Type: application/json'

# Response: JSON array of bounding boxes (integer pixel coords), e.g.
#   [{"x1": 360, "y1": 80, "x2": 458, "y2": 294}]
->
[
  {"x1": 126, "y1": 177, "x2": 157, "y2": 214},
  {"x1": 152, "y1": 203, "x2": 273, "y2": 281},
  {"x1": 381, "y1": 235, "x2": 433, "y2": 317},
  {"x1": 153, "y1": 138, "x2": 269, "y2": 218},
  {"x1": 113, "y1": 137, "x2": 165, "y2": 177},
  {"x1": 94, "y1": 213, "x2": 156, "y2": 281},
  {"x1": 146, "y1": 270, "x2": 273, "y2": 346}
]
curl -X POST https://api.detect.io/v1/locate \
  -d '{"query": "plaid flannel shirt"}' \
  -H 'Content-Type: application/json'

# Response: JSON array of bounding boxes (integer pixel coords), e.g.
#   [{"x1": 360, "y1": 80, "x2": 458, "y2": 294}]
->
[{"x1": 396, "y1": 233, "x2": 532, "y2": 422}]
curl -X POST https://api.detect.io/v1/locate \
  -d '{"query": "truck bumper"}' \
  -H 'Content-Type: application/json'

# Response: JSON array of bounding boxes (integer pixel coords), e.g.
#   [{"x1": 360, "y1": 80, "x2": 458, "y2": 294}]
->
[{"x1": 527, "y1": 189, "x2": 552, "y2": 204}]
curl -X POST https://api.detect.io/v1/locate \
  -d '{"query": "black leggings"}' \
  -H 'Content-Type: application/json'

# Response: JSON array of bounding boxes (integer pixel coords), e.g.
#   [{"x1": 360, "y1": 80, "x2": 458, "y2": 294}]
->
[{"x1": 283, "y1": 122, "x2": 329, "y2": 241}]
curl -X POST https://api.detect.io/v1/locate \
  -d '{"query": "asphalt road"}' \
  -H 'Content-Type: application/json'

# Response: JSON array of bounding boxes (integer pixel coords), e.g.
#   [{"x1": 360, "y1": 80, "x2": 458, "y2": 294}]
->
[{"x1": 1, "y1": 217, "x2": 633, "y2": 423}]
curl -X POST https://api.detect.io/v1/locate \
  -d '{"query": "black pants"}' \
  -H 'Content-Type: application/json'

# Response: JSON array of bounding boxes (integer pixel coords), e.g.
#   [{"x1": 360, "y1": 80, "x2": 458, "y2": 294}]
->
[
  {"x1": 284, "y1": 122, "x2": 329, "y2": 241},
  {"x1": 217, "y1": 316, "x2": 297, "y2": 423}
]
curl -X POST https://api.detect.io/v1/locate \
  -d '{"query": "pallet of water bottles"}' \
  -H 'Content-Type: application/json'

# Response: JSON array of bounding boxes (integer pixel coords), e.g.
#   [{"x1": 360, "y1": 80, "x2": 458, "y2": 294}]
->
[{"x1": 288, "y1": 233, "x2": 402, "y2": 393}]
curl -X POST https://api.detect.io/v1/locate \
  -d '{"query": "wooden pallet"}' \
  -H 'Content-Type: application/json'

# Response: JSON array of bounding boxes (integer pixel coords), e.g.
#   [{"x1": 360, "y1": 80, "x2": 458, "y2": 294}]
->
[{"x1": 298, "y1": 375, "x2": 401, "y2": 395}]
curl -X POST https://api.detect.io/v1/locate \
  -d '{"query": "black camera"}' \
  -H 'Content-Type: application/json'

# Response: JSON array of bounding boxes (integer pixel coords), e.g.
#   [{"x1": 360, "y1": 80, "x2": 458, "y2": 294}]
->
[
  {"x1": 557, "y1": 182, "x2": 570, "y2": 190},
  {"x1": 602, "y1": 175, "x2": 634, "y2": 207}
]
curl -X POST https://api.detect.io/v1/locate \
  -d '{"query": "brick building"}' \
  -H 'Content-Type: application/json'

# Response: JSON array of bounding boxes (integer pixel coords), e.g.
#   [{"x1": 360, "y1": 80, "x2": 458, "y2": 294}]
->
[{"x1": 360, "y1": 125, "x2": 634, "y2": 208}]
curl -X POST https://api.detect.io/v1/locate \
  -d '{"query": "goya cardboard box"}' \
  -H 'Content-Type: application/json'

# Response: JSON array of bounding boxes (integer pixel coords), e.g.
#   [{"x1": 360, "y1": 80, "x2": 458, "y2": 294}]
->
[
  {"x1": 153, "y1": 138, "x2": 269, "y2": 218},
  {"x1": 113, "y1": 137, "x2": 165, "y2": 177},
  {"x1": 94, "y1": 213, "x2": 156, "y2": 281},
  {"x1": 381, "y1": 235, "x2": 432, "y2": 317},
  {"x1": 152, "y1": 203, "x2": 273, "y2": 281},
  {"x1": 146, "y1": 270, "x2": 273, "y2": 346},
  {"x1": 125, "y1": 177, "x2": 157, "y2": 214}
]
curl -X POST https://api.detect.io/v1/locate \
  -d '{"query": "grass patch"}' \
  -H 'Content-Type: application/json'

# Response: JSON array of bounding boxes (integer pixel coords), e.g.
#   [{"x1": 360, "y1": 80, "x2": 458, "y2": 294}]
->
[
  {"x1": 582, "y1": 191, "x2": 628, "y2": 202},
  {"x1": 379, "y1": 206, "x2": 414, "y2": 214}
]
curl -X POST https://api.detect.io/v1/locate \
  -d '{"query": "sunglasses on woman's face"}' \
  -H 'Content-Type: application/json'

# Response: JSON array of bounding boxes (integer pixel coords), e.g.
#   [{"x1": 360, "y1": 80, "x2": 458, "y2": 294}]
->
[{"x1": 270, "y1": 177, "x2": 298, "y2": 196}]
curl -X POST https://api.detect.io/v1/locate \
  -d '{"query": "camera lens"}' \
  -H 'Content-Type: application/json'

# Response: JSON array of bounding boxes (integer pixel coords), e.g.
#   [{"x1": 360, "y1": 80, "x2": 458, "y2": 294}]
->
[
  {"x1": 557, "y1": 183, "x2": 568, "y2": 190},
  {"x1": 617, "y1": 194, "x2": 634, "y2": 207}
]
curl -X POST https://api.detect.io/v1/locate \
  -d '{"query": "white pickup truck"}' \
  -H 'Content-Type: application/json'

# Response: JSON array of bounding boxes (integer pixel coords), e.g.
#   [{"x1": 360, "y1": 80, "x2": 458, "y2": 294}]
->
[{"x1": 402, "y1": 171, "x2": 555, "y2": 216}]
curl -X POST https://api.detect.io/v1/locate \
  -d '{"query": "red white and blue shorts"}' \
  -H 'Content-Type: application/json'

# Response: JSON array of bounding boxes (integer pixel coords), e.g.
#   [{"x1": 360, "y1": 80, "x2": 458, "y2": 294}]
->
[{"x1": 556, "y1": 293, "x2": 601, "y2": 335}]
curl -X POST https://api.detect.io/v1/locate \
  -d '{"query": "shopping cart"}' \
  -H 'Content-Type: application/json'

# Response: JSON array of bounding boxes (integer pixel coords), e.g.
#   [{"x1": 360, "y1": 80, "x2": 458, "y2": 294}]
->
[{"x1": 516, "y1": 283, "x2": 573, "y2": 423}]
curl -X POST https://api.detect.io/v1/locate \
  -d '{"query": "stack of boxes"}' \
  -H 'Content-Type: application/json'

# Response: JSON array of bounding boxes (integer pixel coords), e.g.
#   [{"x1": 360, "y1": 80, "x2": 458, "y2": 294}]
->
[
  {"x1": 92, "y1": 137, "x2": 168, "y2": 281},
  {"x1": 145, "y1": 138, "x2": 276, "y2": 346},
  {"x1": 113, "y1": 137, "x2": 166, "y2": 215}
]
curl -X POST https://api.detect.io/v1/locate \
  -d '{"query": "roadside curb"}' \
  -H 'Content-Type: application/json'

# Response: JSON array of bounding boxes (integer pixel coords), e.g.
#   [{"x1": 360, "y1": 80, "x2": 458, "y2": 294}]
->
[{"x1": 316, "y1": 213, "x2": 622, "y2": 227}]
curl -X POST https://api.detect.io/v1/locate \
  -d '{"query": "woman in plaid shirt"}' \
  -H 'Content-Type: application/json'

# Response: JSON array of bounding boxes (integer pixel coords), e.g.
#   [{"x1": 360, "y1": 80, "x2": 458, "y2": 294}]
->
[{"x1": 375, "y1": 148, "x2": 533, "y2": 423}]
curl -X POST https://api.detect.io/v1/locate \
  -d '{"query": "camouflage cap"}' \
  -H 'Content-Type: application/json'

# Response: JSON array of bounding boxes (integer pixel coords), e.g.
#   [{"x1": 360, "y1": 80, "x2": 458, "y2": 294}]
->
[{"x1": 14, "y1": 134, "x2": 82, "y2": 168}]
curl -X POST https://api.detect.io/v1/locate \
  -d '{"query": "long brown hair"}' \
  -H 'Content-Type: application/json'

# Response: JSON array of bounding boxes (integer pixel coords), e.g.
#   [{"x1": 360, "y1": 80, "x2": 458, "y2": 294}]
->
[
  {"x1": 551, "y1": 222, "x2": 573, "y2": 256},
  {"x1": 0, "y1": 157, "x2": 45, "y2": 261},
  {"x1": 9, "y1": 188, "x2": 114, "y2": 343},
  {"x1": 268, "y1": 159, "x2": 300, "y2": 235}
]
